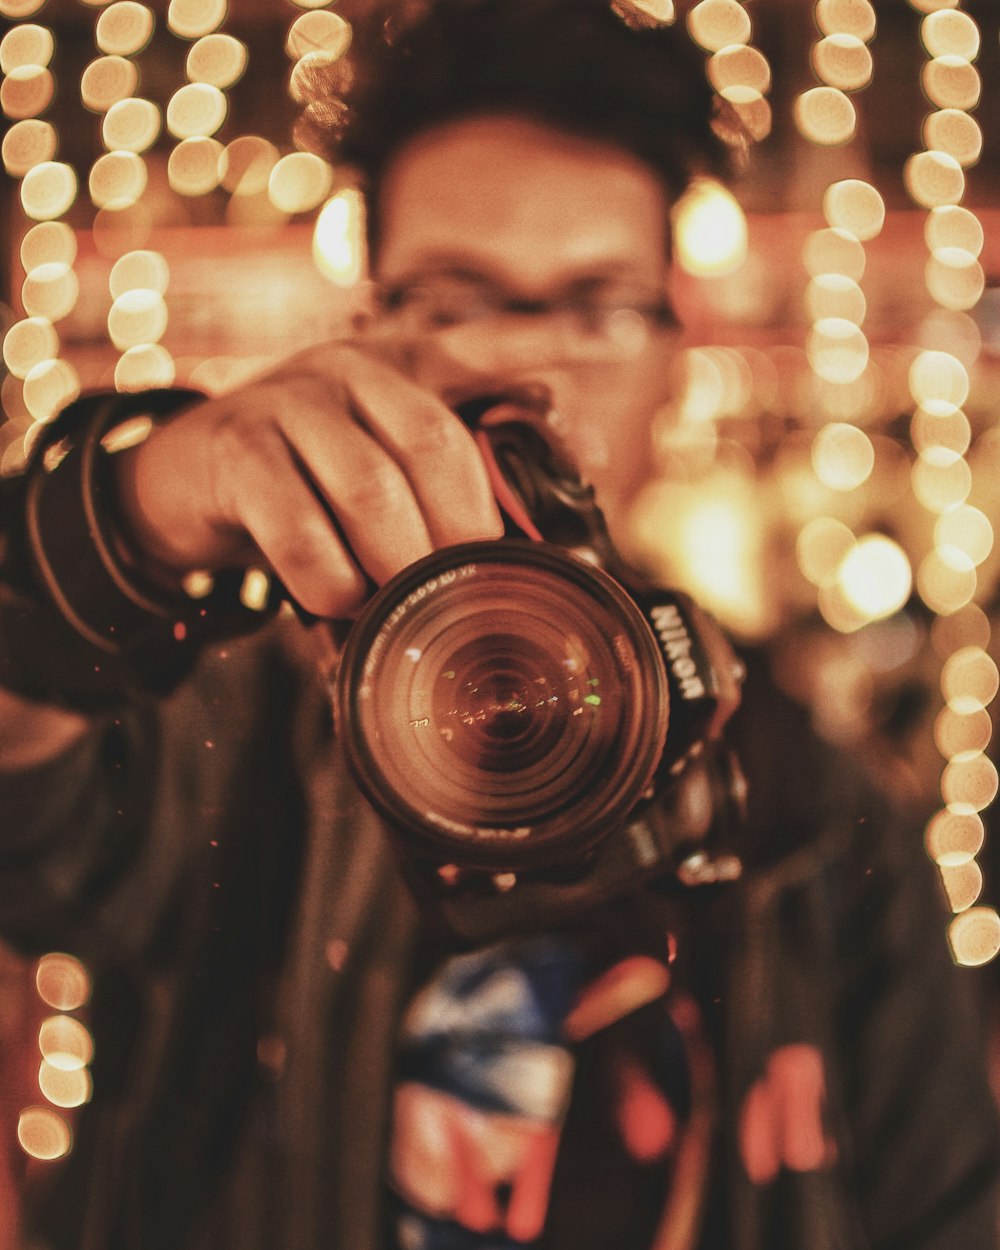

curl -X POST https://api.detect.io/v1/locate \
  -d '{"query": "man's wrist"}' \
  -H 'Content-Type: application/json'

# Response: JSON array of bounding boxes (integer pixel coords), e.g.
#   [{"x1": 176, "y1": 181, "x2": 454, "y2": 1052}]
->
[{"x1": 1, "y1": 388, "x2": 282, "y2": 711}]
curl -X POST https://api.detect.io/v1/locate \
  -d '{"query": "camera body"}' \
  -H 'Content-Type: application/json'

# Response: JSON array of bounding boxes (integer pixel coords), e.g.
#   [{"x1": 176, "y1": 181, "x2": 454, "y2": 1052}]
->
[{"x1": 333, "y1": 404, "x2": 746, "y2": 942}]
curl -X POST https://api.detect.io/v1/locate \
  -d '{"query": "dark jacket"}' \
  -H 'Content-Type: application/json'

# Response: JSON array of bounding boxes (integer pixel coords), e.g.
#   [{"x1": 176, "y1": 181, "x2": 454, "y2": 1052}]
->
[{"x1": 1, "y1": 619, "x2": 997, "y2": 1250}]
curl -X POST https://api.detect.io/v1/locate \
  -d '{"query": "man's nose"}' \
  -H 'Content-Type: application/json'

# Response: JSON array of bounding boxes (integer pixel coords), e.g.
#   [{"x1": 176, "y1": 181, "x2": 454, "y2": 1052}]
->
[
  {"x1": 393, "y1": 331, "x2": 577, "y2": 422},
  {"x1": 440, "y1": 315, "x2": 584, "y2": 375}
]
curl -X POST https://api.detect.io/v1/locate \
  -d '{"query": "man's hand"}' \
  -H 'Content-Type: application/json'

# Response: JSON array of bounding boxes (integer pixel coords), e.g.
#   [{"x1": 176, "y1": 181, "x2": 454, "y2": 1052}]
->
[{"x1": 114, "y1": 340, "x2": 504, "y2": 618}]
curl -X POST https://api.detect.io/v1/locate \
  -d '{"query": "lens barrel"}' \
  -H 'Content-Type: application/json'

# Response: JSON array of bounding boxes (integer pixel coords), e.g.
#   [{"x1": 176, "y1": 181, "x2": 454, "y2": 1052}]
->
[{"x1": 335, "y1": 539, "x2": 670, "y2": 872}]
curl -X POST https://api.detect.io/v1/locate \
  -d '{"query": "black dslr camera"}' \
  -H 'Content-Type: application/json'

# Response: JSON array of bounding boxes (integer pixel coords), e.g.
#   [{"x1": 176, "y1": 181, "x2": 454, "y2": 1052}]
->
[{"x1": 333, "y1": 397, "x2": 746, "y2": 941}]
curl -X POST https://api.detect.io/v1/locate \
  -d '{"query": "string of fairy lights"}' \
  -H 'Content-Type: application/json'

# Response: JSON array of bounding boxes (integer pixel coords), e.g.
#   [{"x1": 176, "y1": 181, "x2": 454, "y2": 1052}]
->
[
  {"x1": 793, "y1": 0, "x2": 894, "y2": 644},
  {"x1": 901, "y1": 0, "x2": 1000, "y2": 969},
  {"x1": 0, "y1": 0, "x2": 351, "y2": 1165},
  {"x1": 0, "y1": 0, "x2": 998, "y2": 1165}
]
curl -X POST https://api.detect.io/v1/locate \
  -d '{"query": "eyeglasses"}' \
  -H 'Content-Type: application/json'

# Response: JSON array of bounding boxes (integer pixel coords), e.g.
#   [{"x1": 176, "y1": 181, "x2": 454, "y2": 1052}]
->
[{"x1": 376, "y1": 273, "x2": 680, "y2": 363}]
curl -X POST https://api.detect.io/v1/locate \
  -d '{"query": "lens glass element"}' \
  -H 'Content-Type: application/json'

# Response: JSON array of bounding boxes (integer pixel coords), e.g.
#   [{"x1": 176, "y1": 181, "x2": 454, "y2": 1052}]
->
[{"x1": 337, "y1": 542, "x2": 668, "y2": 869}]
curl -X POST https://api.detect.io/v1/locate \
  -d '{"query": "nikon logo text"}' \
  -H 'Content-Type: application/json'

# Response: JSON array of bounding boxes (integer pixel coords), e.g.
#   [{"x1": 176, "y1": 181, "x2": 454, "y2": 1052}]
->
[{"x1": 650, "y1": 603, "x2": 706, "y2": 701}]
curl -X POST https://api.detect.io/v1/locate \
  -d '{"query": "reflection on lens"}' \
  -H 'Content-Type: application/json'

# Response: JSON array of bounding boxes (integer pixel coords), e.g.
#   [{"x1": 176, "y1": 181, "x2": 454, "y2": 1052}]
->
[{"x1": 337, "y1": 542, "x2": 668, "y2": 869}]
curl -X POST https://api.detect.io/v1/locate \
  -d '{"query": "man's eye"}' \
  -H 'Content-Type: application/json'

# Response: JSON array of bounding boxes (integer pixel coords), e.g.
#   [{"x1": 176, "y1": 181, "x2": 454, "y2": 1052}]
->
[{"x1": 424, "y1": 301, "x2": 473, "y2": 328}]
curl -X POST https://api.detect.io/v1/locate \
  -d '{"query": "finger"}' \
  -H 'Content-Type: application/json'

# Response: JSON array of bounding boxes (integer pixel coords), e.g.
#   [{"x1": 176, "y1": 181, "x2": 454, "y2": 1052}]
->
[
  {"x1": 612, "y1": 1053, "x2": 676, "y2": 1163},
  {"x1": 738, "y1": 1079, "x2": 781, "y2": 1186},
  {"x1": 388, "y1": 1083, "x2": 460, "y2": 1217},
  {"x1": 505, "y1": 1127, "x2": 561, "y2": 1243},
  {"x1": 337, "y1": 347, "x2": 503, "y2": 548},
  {"x1": 768, "y1": 1045, "x2": 831, "y2": 1174},
  {"x1": 449, "y1": 1111, "x2": 502, "y2": 1233},
  {"x1": 563, "y1": 956, "x2": 671, "y2": 1042},
  {"x1": 279, "y1": 402, "x2": 437, "y2": 586},
  {"x1": 211, "y1": 421, "x2": 369, "y2": 617}
]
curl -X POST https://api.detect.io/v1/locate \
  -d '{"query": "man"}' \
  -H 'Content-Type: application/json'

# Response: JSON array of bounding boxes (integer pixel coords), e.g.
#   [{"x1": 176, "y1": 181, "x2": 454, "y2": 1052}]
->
[{"x1": 1, "y1": 2, "x2": 997, "y2": 1248}]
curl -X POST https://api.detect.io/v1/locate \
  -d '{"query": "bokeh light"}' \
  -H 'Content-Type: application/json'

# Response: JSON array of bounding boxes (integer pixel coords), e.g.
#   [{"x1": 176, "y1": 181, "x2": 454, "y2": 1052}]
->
[
  {"x1": 220, "y1": 135, "x2": 279, "y2": 195},
  {"x1": 796, "y1": 516, "x2": 856, "y2": 587},
  {"x1": 89, "y1": 151, "x2": 148, "y2": 210},
  {"x1": 815, "y1": 0, "x2": 876, "y2": 42},
  {"x1": 925, "y1": 204, "x2": 983, "y2": 256},
  {"x1": 166, "y1": 82, "x2": 228, "y2": 140},
  {"x1": 0, "y1": 0, "x2": 47, "y2": 16},
  {"x1": 20, "y1": 220, "x2": 77, "y2": 271},
  {"x1": 717, "y1": 84, "x2": 772, "y2": 143},
  {"x1": 922, "y1": 109, "x2": 983, "y2": 168},
  {"x1": 707, "y1": 44, "x2": 771, "y2": 96},
  {"x1": 0, "y1": 23, "x2": 54, "y2": 73},
  {"x1": 267, "y1": 151, "x2": 334, "y2": 215},
  {"x1": 921, "y1": 10, "x2": 980, "y2": 62},
  {"x1": 917, "y1": 545, "x2": 977, "y2": 614},
  {"x1": 286, "y1": 11, "x2": 353, "y2": 60},
  {"x1": 805, "y1": 274, "x2": 866, "y2": 325},
  {"x1": 806, "y1": 318, "x2": 869, "y2": 384},
  {"x1": 925, "y1": 807, "x2": 984, "y2": 865},
  {"x1": 38, "y1": 1015, "x2": 94, "y2": 1071},
  {"x1": 941, "y1": 647, "x2": 1000, "y2": 713},
  {"x1": 911, "y1": 406, "x2": 970, "y2": 456},
  {"x1": 22, "y1": 358, "x2": 80, "y2": 422},
  {"x1": 931, "y1": 603, "x2": 990, "y2": 661},
  {"x1": 921, "y1": 56, "x2": 980, "y2": 111},
  {"x1": 168, "y1": 135, "x2": 224, "y2": 195},
  {"x1": 939, "y1": 859, "x2": 983, "y2": 912},
  {"x1": 908, "y1": 350, "x2": 969, "y2": 413},
  {"x1": 794, "y1": 86, "x2": 857, "y2": 145},
  {"x1": 38, "y1": 1062, "x2": 93, "y2": 1110},
  {"x1": 3, "y1": 117, "x2": 57, "y2": 176},
  {"x1": 3, "y1": 318, "x2": 58, "y2": 378},
  {"x1": 313, "y1": 188, "x2": 366, "y2": 287},
  {"x1": 21, "y1": 262, "x2": 80, "y2": 322},
  {"x1": 949, "y1": 907, "x2": 1000, "y2": 967},
  {"x1": 81, "y1": 55, "x2": 140, "y2": 113},
  {"x1": 102, "y1": 97, "x2": 162, "y2": 154},
  {"x1": 109, "y1": 250, "x2": 169, "y2": 298},
  {"x1": 20, "y1": 161, "x2": 78, "y2": 221},
  {"x1": 686, "y1": 0, "x2": 751, "y2": 52},
  {"x1": 1, "y1": 65, "x2": 54, "y2": 120},
  {"x1": 672, "y1": 177, "x2": 748, "y2": 277},
  {"x1": 107, "y1": 289, "x2": 168, "y2": 350},
  {"x1": 95, "y1": 2, "x2": 156, "y2": 56},
  {"x1": 167, "y1": 0, "x2": 227, "y2": 40},
  {"x1": 925, "y1": 250, "x2": 985, "y2": 311},
  {"x1": 941, "y1": 755, "x2": 999, "y2": 814},
  {"x1": 17, "y1": 1108, "x2": 71, "y2": 1161},
  {"x1": 811, "y1": 422, "x2": 875, "y2": 490},
  {"x1": 811, "y1": 34, "x2": 873, "y2": 91},
  {"x1": 904, "y1": 150, "x2": 965, "y2": 208},
  {"x1": 35, "y1": 953, "x2": 92, "y2": 1011},
  {"x1": 934, "y1": 505, "x2": 993, "y2": 567},
  {"x1": 186, "y1": 34, "x2": 248, "y2": 89},
  {"x1": 837, "y1": 535, "x2": 912, "y2": 620},
  {"x1": 934, "y1": 705, "x2": 993, "y2": 762},
  {"x1": 822, "y1": 179, "x2": 884, "y2": 242},
  {"x1": 115, "y1": 343, "x2": 176, "y2": 391},
  {"x1": 803, "y1": 228, "x2": 866, "y2": 282}
]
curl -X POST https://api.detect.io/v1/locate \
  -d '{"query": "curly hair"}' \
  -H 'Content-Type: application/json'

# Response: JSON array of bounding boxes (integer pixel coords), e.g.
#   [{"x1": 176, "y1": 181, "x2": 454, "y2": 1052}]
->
[{"x1": 310, "y1": 0, "x2": 736, "y2": 251}]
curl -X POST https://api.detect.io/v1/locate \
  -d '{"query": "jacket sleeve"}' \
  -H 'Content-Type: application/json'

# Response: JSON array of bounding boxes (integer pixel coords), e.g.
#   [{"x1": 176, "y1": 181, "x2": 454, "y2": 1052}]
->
[
  {"x1": 832, "y1": 795, "x2": 1000, "y2": 1249},
  {"x1": 722, "y1": 653, "x2": 1000, "y2": 1250},
  {"x1": 0, "y1": 705, "x2": 171, "y2": 961}
]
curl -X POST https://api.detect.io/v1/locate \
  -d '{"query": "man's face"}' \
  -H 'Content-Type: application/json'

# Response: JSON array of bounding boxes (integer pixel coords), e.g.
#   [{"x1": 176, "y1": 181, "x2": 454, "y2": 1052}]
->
[{"x1": 370, "y1": 114, "x2": 680, "y2": 520}]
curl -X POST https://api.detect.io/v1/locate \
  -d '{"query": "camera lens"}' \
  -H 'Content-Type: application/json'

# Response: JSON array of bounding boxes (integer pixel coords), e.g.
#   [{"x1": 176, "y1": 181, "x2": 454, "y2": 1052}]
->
[{"x1": 336, "y1": 540, "x2": 669, "y2": 871}]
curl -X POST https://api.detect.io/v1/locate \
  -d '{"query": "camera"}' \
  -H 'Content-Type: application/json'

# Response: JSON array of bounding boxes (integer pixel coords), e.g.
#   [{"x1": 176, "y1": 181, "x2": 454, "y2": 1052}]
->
[{"x1": 333, "y1": 399, "x2": 746, "y2": 941}]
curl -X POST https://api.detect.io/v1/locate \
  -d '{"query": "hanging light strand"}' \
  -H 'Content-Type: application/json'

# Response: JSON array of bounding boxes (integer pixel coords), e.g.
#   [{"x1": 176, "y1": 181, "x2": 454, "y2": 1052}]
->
[
  {"x1": 901, "y1": 1, "x2": 998, "y2": 966},
  {"x1": 791, "y1": 3, "x2": 898, "y2": 635},
  {"x1": 0, "y1": 4, "x2": 82, "y2": 472},
  {"x1": 686, "y1": 0, "x2": 774, "y2": 146}
]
